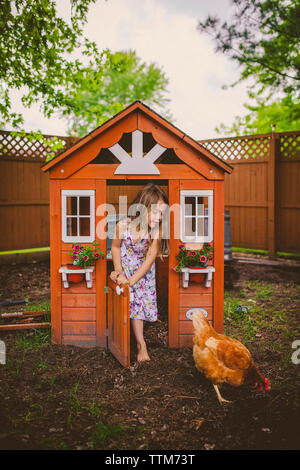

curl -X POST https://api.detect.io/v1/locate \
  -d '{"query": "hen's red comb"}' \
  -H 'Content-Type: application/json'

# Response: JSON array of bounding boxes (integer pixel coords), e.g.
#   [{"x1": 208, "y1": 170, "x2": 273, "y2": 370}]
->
[{"x1": 254, "y1": 378, "x2": 270, "y2": 391}]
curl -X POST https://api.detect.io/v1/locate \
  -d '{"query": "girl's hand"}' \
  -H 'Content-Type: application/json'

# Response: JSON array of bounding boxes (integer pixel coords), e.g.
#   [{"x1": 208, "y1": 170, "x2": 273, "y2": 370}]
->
[
  {"x1": 128, "y1": 277, "x2": 135, "y2": 287},
  {"x1": 110, "y1": 270, "x2": 122, "y2": 283},
  {"x1": 116, "y1": 273, "x2": 129, "y2": 285}
]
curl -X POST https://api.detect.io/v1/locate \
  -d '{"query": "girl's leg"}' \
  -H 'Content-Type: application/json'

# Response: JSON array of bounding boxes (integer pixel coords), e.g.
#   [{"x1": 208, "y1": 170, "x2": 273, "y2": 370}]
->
[{"x1": 131, "y1": 319, "x2": 150, "y2": 362}]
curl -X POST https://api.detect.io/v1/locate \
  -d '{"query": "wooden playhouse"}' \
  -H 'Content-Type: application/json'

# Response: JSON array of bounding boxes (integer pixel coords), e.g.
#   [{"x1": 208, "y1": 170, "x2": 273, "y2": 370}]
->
[{"x1": 42, "y1": 101, "x2": 232, "y2": 367}]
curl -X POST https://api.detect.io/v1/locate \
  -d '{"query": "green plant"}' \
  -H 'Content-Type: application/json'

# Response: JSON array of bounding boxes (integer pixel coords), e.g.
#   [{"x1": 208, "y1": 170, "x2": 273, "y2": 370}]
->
[
  {"x1": 49, "y1": 375, "x2": 58, "y2": 387},
  {"x1": 173, "y1": 243, "x2": 213, "y2": 273},
  {"x1": 68, "y1": 383, "x2": 103, "y2": 416},
  {"x1": 69, "y1": 242, "x2": 104, "y2": 268},
  {"x1": 90, "y1": 420, "x2": 127, "y2": 449},
  {"x1": 16, "y1": 327, "x2": 51, "y2": 351},
  {"x1": 32, "y1": 357, "x2": 47, "y2": 376}
]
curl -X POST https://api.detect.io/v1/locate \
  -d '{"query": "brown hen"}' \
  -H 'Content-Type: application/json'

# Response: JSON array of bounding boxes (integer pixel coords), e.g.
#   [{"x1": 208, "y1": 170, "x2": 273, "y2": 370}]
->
[{"x1": 191, "y1": 310, "x2": 269, "y2": 404}]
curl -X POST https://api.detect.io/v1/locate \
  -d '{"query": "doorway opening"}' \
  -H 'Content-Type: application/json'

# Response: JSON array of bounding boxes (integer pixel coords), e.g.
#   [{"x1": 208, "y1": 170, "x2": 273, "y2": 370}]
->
[{"x1": 105, "y1": 179, "x2": 169, "y2": 363}]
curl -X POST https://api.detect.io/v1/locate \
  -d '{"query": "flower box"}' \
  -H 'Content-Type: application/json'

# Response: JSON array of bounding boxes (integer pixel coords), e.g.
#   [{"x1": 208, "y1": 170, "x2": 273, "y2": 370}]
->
[
  {"x1": 181, "y1": 266, "x2": 215, "y2": 289},
  {"x1": 66, "y1": 264, "x2": 85, "y2": 283},
  {"x1": 174, "y1": 243, "x2": 213, "y2": 273},
  {"x1": 59, "y1": 266, "x2": 95, "y2": 289}
]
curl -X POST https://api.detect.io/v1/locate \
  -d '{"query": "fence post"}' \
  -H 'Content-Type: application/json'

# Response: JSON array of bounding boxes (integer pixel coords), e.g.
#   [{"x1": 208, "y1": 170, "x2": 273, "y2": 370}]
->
[{"x1": 268, "y1": 133, "x2": 280, "y2": 258}]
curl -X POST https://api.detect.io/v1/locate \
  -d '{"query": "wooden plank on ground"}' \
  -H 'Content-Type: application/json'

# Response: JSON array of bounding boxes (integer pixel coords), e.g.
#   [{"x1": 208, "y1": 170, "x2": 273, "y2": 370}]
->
[{"x1": 0, "y1": 322, "x2": 50, "y2": 331}]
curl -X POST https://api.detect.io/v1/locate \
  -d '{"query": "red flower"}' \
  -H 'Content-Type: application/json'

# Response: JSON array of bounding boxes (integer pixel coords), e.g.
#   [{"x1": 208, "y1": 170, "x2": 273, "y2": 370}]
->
[
  {"x1": 94, "y1": 252, "x2": 100, "y2": 259},
  {"x1": 74, "y1": 244, "x2": 81, "y2": 251},
  {"x1": 72, "y1": 253, "x2": 78, "y2": 259},
  {"x1": 189, "y1": 251, "x2": 197, "y2": 257},
  {"x1": 83, "y1": 255, "x2": 89, "y2": 262},
  {"x1": 200, "y1": 255, "x2": 207, "y2": 263}
]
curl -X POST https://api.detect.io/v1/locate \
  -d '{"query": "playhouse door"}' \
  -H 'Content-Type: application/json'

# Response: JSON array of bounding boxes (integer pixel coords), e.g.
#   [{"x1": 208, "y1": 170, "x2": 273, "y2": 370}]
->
[{"x1": 107, "y1": 277, "x2": 130, "y2": 367}]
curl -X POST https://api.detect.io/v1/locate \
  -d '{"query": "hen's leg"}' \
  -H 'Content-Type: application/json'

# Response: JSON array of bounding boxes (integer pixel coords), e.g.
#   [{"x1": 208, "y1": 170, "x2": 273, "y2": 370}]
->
[{"x1": 213, "y1": 384, "x2": 232, "y2": 404}]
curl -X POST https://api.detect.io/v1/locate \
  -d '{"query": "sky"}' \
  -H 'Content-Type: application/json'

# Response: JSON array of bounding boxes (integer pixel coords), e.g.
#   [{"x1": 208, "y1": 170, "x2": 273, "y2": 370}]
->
[{"x1": 10, "y1": 0, "x2": 250, "y2": 140}]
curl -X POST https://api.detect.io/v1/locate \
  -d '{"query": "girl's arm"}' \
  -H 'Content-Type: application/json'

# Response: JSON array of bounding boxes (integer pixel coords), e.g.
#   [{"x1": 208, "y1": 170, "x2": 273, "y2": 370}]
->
[
  {"x1": 111, "y1": 219, "x2": 126, "y2": 274},
  {"x1": 128, "y1": 238, "x2": 160, "y2": 287}
]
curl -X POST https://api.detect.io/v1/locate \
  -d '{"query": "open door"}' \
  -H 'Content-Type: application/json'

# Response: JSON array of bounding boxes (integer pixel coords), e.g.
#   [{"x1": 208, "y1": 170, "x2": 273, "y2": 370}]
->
[{"x1": 107, "y1": 277, "x2": 130, "y2": 367}]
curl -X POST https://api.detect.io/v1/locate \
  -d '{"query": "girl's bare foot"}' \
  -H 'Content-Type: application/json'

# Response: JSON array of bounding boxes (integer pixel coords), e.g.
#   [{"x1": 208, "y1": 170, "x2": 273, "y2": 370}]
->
[{"x1": 137, "y1": 342, "x2": 150, "y2": 362}]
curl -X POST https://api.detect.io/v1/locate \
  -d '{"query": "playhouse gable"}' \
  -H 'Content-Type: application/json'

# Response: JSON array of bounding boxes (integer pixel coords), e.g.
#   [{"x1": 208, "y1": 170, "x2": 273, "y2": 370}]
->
[{"x1": 42, "y1": 101, "x2": 232, "y2": 180}]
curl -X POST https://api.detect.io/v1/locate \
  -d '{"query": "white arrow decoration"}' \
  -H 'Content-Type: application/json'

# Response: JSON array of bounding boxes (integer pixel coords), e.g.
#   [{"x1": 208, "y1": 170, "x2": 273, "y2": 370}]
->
[{"x1": 109, "y1": 130, "x2": 166, "y2": 174}]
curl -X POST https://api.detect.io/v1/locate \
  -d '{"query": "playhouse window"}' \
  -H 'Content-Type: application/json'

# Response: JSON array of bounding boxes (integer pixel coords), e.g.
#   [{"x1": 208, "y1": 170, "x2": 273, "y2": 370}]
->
[
  {"x1": 61, "y1": 190, "x2": 95, "y2": 243},
  {"x1": 180, "y1": 190, "x2": 213, "y2": 243}
]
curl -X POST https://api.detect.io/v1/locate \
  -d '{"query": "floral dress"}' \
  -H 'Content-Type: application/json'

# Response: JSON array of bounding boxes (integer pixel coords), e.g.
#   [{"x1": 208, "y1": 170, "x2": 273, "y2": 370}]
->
[{"x1": 120, "y1": 217, "x2": 158, "y2": 322}]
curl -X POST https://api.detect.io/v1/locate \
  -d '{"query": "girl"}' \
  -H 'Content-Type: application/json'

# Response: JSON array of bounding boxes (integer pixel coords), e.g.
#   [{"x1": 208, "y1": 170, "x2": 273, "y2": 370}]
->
[{"x1": 110, "y1": 183, "x2": 169, "y2": 362}]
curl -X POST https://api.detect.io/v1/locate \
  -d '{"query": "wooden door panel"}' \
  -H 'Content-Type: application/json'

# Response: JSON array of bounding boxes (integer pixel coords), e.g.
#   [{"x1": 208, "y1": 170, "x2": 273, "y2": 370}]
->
[{"x1": 107, "y1": 277, "x2": 130, "y2": 367}]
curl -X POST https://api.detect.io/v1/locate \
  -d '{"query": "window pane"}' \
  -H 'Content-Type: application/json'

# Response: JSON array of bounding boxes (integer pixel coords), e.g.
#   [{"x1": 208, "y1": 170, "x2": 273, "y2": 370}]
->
[
  {"x1": 66, "y1": 217, "x2": 77, "y2": 236},
  {"x1": 197, "y1": 217, "x2": 209, "y2": 237},
  {"x1": 79, "y1": 197, "x2": 90, "y2": 215},
  {"x1": 184, "y1": 217, "x2": 196, "y2": 236},
  {"x1": 197, "y1": 197, "x2": 208, "y2": 216},
  {"x1": 184, "y1": 197, "x2": 196, "y2": 216},
  {"x1": 66, "y1": 197, "x2": 77, "y2": 216},
  {"x1": 79, "y1": 217, "x2": 90, "y2": 236}
]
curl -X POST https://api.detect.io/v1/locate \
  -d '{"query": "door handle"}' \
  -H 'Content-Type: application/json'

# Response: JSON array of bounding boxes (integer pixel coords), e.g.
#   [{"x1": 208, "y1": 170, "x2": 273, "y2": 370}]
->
[
  {"x1": 116, "y1": 285, "x2": 134, "y2": 302},
  {"x1": 116, "y1": 285, "x2": 123, "y2": 295}
]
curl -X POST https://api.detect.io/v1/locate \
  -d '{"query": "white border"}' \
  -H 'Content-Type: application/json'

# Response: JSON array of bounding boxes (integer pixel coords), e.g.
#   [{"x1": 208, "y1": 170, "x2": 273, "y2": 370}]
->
[
  {"x1": 180, "y1": 190, "x2": 213, "y2": 243},
  {"x1": 61, "y1": 190, "x2": 95, "y2": 243}
]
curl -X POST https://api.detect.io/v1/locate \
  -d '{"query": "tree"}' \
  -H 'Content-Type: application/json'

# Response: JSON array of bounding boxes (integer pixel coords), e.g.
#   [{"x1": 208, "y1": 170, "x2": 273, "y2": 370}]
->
[
  {"x1": 62, "y1": 49, "x2": 171, "y2": 136},
  {"x1": 0, "y1": 1, "x2": 171, "y2": 158},
  {"x1": 198, "y1": 0, "x2": 300, "y2": 134},
  {"x1": 215, "y1": 96, "x2": 300, "y2": 135},
  {"x1": 0, "y1": 0, "x2": 103, "y2": 130}
]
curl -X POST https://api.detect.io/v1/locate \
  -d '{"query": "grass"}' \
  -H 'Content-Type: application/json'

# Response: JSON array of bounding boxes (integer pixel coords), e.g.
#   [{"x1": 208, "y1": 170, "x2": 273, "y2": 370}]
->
[
  {"x1": 25, "y1": 301, "x2": 51, "y2": 323},
  {"x1": 0, "y1": 247, "x2": 50, "y2": 255},
  {"x1": 224, "y1": 280, "x2": 300, "y2": 348},
  {"x1": 15, "y1": 327, "x2": 51, "y2": 351},
  {"x1": 67, "y1": 383, "x2": 105, "y2": 428},
  {"x1": 232, "y1": 246, "x2": 300, "y2": 260},
  {"x1": 68, "y1": 383, "x2": 103, "y2": 416},
  {"x1": 232, "y1": 247, "x2": 268, "y2": 256},
  {"x1": 25, "y1": 300, "x2": 51, "y2": 311},
  {"x1": 7, "y1": 302, "x2": 52, "y2": 350},
  {"x1": 243, "y1": 280, "x2": 274, "y2": 299},
  {"x1": 90, "y1": 420, "x2": 127, "y2": 449}
]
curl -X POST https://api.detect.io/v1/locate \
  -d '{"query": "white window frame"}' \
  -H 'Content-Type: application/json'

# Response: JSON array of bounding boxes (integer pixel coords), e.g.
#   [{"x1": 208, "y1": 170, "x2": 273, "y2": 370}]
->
[
  {"x1": 61, "y1": 190, "x2": 95, "y2": 243},
  {"x1": 180, "y1": 190, "x2": 213, "y2": 243}
]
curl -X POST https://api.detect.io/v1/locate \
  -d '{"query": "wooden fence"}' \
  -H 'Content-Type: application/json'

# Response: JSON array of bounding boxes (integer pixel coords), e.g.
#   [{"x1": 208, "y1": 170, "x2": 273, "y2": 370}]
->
[
  {"x1": 0, "y1": 129, "x2": 299, "y2": 256},
  {"x1": 199, "y1": 131, "x2": 300, "y2": 256},
  {"x1": 0, "y1": 131, "x2": 76, "y2": 251}
]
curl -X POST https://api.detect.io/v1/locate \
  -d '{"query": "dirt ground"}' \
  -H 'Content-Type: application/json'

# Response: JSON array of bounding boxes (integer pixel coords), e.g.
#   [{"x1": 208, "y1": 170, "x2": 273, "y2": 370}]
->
[{"x1": 0, "y1": 256, "x2": 299, "y2": 450}]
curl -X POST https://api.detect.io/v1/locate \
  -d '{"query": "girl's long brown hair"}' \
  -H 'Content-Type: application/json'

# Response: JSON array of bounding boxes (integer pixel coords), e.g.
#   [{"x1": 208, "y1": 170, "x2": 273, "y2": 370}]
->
[{"x1": 128, "y1": 183, "x2": 169, "y2": 259}]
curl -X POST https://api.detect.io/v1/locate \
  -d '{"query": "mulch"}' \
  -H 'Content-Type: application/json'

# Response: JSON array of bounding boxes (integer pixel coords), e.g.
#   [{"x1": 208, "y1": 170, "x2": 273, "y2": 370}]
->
[{"x1": 0, "y1": 257, "x2": 299, "y2": 450}]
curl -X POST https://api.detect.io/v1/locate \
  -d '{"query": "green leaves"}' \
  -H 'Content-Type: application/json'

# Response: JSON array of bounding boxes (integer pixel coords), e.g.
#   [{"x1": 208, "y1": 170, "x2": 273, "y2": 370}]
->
[
  {"x1": 0, "y1": 0, "x2": 103, "y2": 130},
  {"x1": 198, "y1": 0, "x2": 300, "y2": 134},
  {"x1": 1, "y1": 2, "x2": 171, "y2": 140},
  {"x1": 61, "y1": 50, "x2": 170, "y2": 136},
  {"x1": 62, "y1": 49, "x2": 171, "y2": 136},
  {"x1": 215, "y1": 95, "x2": 300, "y2": 135},
  {"x1": 174, "y1": 244, "x2": 214, "y2": 273}
]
